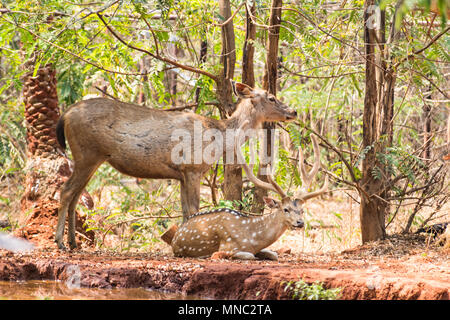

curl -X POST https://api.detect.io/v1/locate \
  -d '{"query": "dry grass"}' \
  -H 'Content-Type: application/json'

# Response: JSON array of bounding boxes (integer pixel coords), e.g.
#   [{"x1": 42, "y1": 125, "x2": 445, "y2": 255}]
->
[{"x1": 270, "y1": 193, "x2": 362, "y2": 254}]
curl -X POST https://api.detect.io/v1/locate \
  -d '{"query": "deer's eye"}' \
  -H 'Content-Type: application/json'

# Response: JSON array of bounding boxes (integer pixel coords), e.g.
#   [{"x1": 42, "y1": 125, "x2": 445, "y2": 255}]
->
[
  {"x1": 283, "y1": 208, "x2": 289, "y2": 213},
  {"x1": 268, "y1": 96, "x2": 276, "y2": 102}
]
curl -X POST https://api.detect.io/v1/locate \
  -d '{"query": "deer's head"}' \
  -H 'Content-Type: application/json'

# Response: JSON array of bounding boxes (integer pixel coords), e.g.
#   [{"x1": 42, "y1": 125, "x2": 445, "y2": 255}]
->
[
  {"x1": 236, "y1": 122, "x2": 329, "y2": 229},
  {"x1": 232, "y1": 82, "x2": 297, "y2": 122},
  {"x1": 263, "y1": 196, "x2": 305, "y2": 228}
]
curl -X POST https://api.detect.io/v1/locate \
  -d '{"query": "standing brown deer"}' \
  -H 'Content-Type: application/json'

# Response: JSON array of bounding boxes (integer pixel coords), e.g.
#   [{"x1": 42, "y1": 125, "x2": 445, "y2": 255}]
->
[
  {"x1": 162, "y1": 124, "x2": 329, "y2": 260},
  {"x1": 55, "y1": 82, "x2": 297, "y2": 250}
]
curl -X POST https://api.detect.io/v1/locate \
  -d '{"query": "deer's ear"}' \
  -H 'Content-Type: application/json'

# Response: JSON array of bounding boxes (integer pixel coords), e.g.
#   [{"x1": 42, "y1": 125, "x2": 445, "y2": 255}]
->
[
  {"x1": 232, "y1": 81, "x2": 254, "y2": 98},
  {"x1": 263, "y1": 197, "x2": 280, "y2": 208}
]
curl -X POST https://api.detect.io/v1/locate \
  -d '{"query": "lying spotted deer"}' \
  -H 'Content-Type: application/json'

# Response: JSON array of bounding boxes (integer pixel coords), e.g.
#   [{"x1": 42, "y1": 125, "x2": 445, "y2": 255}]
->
[
  {"x1": 55, "y1": 82, "x2": 297, "y2": 250},
  {"x1": 162, "y1": 123, "x2": 329, "y2": 260}
]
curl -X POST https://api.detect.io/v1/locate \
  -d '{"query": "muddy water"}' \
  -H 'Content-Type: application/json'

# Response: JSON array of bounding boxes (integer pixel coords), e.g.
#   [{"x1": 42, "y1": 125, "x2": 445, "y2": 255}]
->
[{"x1": 0, "y1": 280, "x2": 195, "y2": 300}]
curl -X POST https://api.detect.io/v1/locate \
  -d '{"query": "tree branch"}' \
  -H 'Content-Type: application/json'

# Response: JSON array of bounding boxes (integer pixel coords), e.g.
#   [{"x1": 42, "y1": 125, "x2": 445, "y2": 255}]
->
[
  {"x1": 96, "y1": 13, "x2": 219, "y2": 82},
  {"x1": 413, "y1": 25, "x2": 450, "y2": 56},
  {"x1": 281, "y1": 65, "x2": 363, "y2": 79},
  {"x1": 164, "y1": 101, "x2": 219, "y2": 111},
  {"x1": 395, "y1": 25, "x2": 450, "y2": 68}
]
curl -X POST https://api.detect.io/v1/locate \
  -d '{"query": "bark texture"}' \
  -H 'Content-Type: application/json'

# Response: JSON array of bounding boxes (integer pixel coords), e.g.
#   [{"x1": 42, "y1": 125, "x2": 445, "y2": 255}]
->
[
  {"x1": 253, "y1": 0, "x2": 282, "y2": 212},
  {"x1": 218, "y1": 0, "x2": 242, "y2": 203}
]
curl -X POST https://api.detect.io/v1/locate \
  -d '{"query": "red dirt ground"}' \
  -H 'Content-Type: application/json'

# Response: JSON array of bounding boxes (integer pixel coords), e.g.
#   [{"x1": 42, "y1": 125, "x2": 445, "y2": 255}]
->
[{"x1": 0, "y1": 237, "x2": 448, "y2": 300}]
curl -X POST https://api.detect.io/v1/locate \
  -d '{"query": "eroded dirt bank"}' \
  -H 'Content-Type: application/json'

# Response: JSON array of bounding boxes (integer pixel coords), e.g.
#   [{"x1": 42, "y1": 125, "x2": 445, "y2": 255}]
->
[{"x1": 0, "y1": 246, "x2": 448, "y2": 300}]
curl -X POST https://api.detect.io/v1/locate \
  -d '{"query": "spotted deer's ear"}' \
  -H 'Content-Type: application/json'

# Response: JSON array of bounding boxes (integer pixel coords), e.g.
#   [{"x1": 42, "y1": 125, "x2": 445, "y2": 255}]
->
[
  {"x1": 263, "y1": 197, "x2": 280, "y2": 209},
  {"x1": 232, "y1": 81, "x2": 254, "y2": 98}
]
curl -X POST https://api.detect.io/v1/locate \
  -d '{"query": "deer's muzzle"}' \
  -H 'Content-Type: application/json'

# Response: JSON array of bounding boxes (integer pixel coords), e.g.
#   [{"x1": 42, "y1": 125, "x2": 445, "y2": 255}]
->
[
  {"x1": 294, "y1": 220, "x2": 304, "y2": 228},
  {"x1": 285, "y1": 110, "x2": 298, "y2": 121}
]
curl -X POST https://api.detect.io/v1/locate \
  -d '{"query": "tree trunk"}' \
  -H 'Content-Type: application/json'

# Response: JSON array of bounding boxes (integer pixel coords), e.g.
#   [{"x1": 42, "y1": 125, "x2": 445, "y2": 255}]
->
[
  {"x1": 360, "y1": 0, "x2": 386, "y2": 243},
  {"x1": 242, "y1": 1, "x2": 256, "y2": 88},
  {"x1": 137, "y1": 57, "x2": 148, "y2": 105},
  {"x1": 195, "y1": 38, "x2": 208, "y2": 110},
  {"x1": 18, "y1": 60, "x2": 93, "y2": 248},
  {"x1": 252, "y1": 0, "x2": 282, "y2": 212},
  {"x1": 445, "y1": 111, "x2": 450, "y2": 160},
  {"x1": 422, "y1": 83, "x2": 433, "y2": 160},
  {"x1": 218, "y1": 0, "x2": 242, "y2": 203},
  {"x1": 262, "y1": 0, "x2": 282, "y2": 94}
]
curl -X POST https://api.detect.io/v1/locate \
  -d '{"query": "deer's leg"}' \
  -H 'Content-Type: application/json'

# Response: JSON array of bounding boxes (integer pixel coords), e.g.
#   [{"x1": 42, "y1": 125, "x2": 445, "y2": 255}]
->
[
  {"x1": 180, "y1": 171, "x2": 202, "y2": 221},
  {"x1": 179, "y1": 181, "x2": 189, "y2": 222},
  {"x1": 255, "y1": 249, "x2": 278, "y2": 261},
  {"x1": 218, "y1": 241, "x2": 256, "y2": 260},
  {"x1": 56, "y1": 160, "x2": 101, "y2": 250},
  {"x1": 66, "y1": 188, "x2": 85, "y2": 250},
  {"x1": 67, "y1": 162, "x2": 101, "y2": 250}
]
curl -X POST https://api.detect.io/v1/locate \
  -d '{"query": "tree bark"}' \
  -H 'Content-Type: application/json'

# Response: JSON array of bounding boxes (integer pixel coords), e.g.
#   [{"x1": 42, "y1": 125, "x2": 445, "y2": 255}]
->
[
  {"x1": 195, "y1": 38, "x2": 208, "y2": 110},
  {"x1": 218, "y1": 0, "x2": 242, "y2": 203},
  {"x1": 242, "y1": 1, "x2": 256, "y2": 88},
  {"x1": 445, "y1": 111, "x2": 450, "y2": 160},
  {"x1": 252, "y1": 0, "x2": 282, "y2": 212},
  {"x1": 448, "y1": 112, "x2": 450, "y2": 143},
  {"x1": 422, "y1": 83, "x2": 433, "y2": 160},
  {"x1": 360, "y1": 0, "x2": 396, "y2": 243},
  {"x1": 262, "y1": 0, "x2": 282, "y2": 94}
]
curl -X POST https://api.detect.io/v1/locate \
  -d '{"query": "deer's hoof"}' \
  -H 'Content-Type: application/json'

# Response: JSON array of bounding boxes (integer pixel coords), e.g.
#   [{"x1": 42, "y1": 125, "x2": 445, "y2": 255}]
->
[
  {"x1": 56, "y1": 241, "x2": 67, "y2": 251},
  {"x1": 211, "y1": 251, "x2": 233, "y2": 260},
  {"x1": 255, "y1": 249, "x2": 278, "y2": 261},
  {"x1": 232, "y1": 251, "x2": 256, "y2": 260},
  {"x1": 69, "y1": 241, "x2": 77, "y2": 251}
]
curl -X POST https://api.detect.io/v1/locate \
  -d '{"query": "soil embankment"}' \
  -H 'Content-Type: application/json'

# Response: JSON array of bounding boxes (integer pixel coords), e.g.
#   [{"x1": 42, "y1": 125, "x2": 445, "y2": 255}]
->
[{"x1": 0, "y1": 244, "x2": 448, "y2": 300}]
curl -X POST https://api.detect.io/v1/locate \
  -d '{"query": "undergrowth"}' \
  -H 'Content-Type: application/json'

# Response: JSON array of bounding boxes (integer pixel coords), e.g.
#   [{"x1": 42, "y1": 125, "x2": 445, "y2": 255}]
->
[{"x1": 282, "y1": 279, "x2": 342, "y2": 300}]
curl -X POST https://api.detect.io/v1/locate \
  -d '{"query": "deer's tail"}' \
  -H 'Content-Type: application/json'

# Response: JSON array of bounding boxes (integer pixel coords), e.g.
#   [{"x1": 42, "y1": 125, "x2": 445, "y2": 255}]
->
[
  {"x1": 161, "y1": 225, "x2": 178, "y2": 245},
  {"x1": 56, "y1": 115, "x2": 66, "y2": 150}
]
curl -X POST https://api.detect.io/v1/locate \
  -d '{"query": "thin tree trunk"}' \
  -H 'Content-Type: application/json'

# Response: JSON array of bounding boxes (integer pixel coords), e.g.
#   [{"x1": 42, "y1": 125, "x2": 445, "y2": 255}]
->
[
  {"x1": 262, "y1": 0, "x2": 282, "y2": 94},
  {"x1": 253, "y1": 0, "x2": 282, "y2": 212},
  {"x1": 360, "y1": 0, "x2": 386, "y2": 243},
  {"x1": 242, "y1": 1, "x2": 256, "y2": 88},
  {"x1": 137, "y1": 58, "x2": 148, "y2": 104},
  {"x1": 218, "y1": 0, "x2": 242, "y2": 203},
  {"x1": 195, "y1": 37, "x2": 208, "y2": 110},
  {"x1": 422, "y1": 83, "x2": 433, "y2": 159},
  {"x1": 445, "y1": 111, "x2": 450, "y2": 160}
]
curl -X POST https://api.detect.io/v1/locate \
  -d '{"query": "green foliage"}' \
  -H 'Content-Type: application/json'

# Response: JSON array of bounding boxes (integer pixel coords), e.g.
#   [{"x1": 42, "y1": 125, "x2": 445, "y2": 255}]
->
[
  {"x1": 376, "y1": 146, "x2": 426, "y2": 184},
  {"x1": 0, "y1": 104, "x2": 26, "y2": 170},
  {"x1": 381, "y1": 0, "x2": 449, "y2": 27},
  {"x1": 81, "y1": 175, "x2": 180, "y2": 251},
  {"x1": 217, "y1": 191, "x2": 255, "y2": 213},
  {"x1": 283, "y1": 279, "x2": 342, "y2": 300},
  {"x1": 57, "y1": 63, "x2": 85, "y2": 107}
]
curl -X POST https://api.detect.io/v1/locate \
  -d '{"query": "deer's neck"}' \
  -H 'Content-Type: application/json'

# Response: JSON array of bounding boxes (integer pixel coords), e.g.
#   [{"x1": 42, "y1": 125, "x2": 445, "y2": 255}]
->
[
  {"x1": 249, "y1": 210, "x2": 287, "y2": 249},
  {"x1": 225, "y1": 99, "x2": 261, "y2": 131}
]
